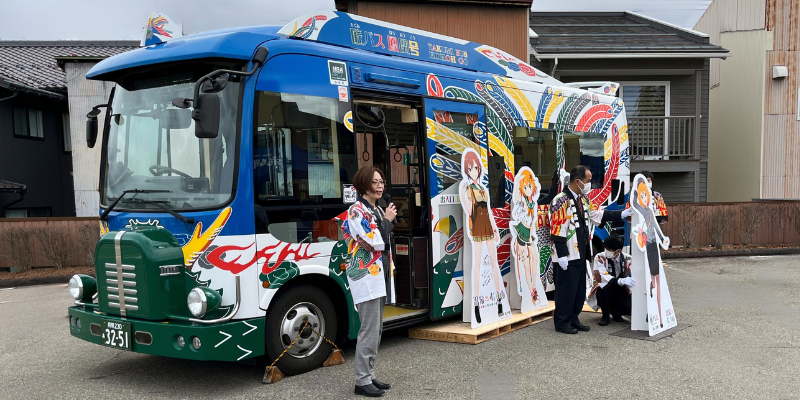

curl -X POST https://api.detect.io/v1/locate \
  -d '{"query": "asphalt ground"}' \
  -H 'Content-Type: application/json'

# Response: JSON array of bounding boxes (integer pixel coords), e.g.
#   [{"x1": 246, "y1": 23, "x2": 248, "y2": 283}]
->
[{"x1": 2, "y1": 255, "x2": 800, "y2": 400}]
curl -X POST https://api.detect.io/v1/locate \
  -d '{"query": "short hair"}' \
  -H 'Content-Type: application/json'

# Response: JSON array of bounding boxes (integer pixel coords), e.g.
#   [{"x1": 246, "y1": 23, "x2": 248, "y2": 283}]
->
[
  {"x1": 463, "y1": 151, "x2": 482, "y2": 178},
  {"x1": 640, "y1": 171, "x2": 654, "y2": 180},
  {"x1": 352, "y1": 165, "x2": 385, "y2": 196},
  {"x1": 518, "y1": 169, "x2": 536, "y2": 197},
  {"x1": 570, "y1": 165, "x2": 589, "y2": 182},
  {"x1": 603, "y1": 234, "x2": 624, "y2": 251}
]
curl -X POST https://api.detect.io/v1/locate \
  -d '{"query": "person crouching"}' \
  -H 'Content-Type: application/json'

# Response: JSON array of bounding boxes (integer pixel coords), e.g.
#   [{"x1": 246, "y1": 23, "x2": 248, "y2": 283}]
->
[{"x1": 587, "y1": 234, "x2": 636, "y2": 326}]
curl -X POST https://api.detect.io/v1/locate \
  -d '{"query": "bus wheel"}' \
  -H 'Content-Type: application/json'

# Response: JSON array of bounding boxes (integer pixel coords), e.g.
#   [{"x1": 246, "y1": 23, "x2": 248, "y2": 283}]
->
[{"x1": 264, "y1": 284, "x2": 338, "y2": 376}]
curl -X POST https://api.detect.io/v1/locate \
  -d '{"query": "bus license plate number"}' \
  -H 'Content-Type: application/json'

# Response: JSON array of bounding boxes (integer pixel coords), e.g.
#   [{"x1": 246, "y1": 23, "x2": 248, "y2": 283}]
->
[{"x1": 101, "y1": 320, "x2": 131, "y2": 350}]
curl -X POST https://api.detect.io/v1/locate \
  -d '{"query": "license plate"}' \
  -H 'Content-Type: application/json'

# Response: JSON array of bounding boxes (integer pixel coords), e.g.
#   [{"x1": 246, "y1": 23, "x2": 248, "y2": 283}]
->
[{"x1": 101, "y1": 319, "x2": 131, "y2": 350}]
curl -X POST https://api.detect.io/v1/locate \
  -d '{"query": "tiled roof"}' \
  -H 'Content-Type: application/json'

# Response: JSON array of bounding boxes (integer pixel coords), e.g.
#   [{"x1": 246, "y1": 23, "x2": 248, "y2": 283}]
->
[
  {"x1": 530, "y1": 12, "x2": 728, "y2": 55},
  {"x1": 0, "y1": 41, "x2": 138, "y2": 92}
]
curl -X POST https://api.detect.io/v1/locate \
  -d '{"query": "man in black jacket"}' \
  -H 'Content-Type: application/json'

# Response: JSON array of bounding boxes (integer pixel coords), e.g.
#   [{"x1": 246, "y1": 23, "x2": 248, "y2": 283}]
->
[{"x1": 548, "y1": 166, "x2": 633, "y2": 334}]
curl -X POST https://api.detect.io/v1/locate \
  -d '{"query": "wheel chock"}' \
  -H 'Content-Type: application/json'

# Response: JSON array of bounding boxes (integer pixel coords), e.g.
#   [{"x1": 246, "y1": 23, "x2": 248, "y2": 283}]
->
[
  {"x1": 323, "y1": 348, "x2": 344, "y2": 367},
  {"x1": 262, "y1": 366, "x2": 285, "y2": 384}
]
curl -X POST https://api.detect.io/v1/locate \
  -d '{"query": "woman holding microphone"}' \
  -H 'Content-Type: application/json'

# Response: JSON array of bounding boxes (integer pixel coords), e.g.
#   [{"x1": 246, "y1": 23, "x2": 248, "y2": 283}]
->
[{"x1": 342, "y1": 165, "x2": 396, "y2": 397}]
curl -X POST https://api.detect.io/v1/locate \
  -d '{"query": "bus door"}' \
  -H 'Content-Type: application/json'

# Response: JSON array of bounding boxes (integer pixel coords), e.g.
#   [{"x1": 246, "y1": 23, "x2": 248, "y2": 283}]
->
[
  {"x1": 352, "y1": 95, "x2": 430, "y2": 322},
  {"x1": 423, "y1": 98, "x2": 487, "y2": 321}
]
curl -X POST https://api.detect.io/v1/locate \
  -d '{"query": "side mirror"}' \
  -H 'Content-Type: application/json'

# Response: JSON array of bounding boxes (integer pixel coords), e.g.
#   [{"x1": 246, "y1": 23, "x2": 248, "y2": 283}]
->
[
  {"x1": 193, "y1": 92, "x2": 220, "y2": 138},
  {"x1": 200, "y1": 73, "x2": 229, "y2": 94},
  {"x1": 86, "y1": 108, "x2": 102, "y2": 148},
  {"x1": 86, "y1": 117, "x2": 98, "y2": 148}
]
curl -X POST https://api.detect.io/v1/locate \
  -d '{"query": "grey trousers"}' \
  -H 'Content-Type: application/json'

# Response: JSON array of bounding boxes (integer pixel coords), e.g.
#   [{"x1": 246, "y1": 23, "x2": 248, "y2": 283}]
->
[{"x1": 355, "y1": 296, "x2": 385, "y2": 386}]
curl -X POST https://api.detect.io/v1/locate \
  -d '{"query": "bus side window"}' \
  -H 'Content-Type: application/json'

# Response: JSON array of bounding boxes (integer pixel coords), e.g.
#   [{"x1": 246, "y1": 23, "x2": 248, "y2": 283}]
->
[
  {"x1": 512, "y1": 128, "x2": 559, "y2": 198},
  {"x1": 252, "y1": 90, "x2": 356, "y2": 243}
]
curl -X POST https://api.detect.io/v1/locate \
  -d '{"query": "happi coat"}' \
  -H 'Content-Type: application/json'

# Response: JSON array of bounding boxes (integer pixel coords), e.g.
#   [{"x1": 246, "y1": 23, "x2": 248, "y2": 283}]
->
[{"x1": 342, "y1": 199, "x2": 396, "y2": 305}]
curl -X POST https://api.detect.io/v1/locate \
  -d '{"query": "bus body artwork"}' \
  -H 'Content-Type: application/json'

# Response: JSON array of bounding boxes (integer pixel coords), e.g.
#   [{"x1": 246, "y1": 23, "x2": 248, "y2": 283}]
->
[{"x1": 67, "y1": 11, "x2": 629, "y2": 376}]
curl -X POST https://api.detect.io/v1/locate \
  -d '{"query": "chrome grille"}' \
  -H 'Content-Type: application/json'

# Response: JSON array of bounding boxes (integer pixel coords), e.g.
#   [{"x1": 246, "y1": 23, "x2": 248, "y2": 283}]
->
[
  {"x1": 159, "y1": 265, "x2": 181, "y2": 276},
  {"x1": 105, "y1": 261, "x2": 139, "y2": 313}
]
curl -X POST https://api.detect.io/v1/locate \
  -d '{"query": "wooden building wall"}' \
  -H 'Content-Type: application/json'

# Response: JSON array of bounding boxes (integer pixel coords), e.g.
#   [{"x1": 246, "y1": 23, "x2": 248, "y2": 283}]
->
[
  {"x1": 349, "y1": 1, "x2": 530, "y2": 60},
  {"x1": 763, "y1": 0, "x2": 800, "y2": 199}
]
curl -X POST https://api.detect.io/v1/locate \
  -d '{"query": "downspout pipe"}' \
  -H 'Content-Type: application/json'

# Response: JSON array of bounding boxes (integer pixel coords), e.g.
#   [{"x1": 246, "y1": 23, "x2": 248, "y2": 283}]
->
[
  {"x1": 1, "y1": 187, "x2": 28, "y2": 215},
  {"x1": 0, "y1": 92, "x2": 17, "y2": 103}
]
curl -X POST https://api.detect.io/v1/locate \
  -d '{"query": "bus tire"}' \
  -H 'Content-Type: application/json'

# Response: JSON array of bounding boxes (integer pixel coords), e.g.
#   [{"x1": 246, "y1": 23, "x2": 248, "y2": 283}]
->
[{"x1": 264, "y1": 284, "x2": 338, "y2": 376}]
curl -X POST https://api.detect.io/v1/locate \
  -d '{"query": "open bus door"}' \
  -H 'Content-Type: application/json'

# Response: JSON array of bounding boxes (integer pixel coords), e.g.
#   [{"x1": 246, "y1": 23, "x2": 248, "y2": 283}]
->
[
  {"x1": 423, "y1": 98, "x2": 488, "y2": 321},
  {"x1": 352, "y1": 93, "x2": 430, "y2": 326}
]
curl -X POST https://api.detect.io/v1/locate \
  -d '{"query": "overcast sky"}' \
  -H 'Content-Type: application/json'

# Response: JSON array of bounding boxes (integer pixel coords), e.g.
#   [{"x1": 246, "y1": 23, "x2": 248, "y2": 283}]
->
[
  {"x1": 0, "y1": 0, "x2": 336, "y2": 40},
  {"x1": 0, "y1": 0, "x2": 709, "y2": 40}
]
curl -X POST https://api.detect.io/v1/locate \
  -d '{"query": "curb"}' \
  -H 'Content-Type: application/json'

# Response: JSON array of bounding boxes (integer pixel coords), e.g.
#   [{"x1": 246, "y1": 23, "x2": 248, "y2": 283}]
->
[
  {"x1": 0, "y1": 274, "x2": 95, "y2": 289},
  {"x1": 662, "y1": 247, "x2": 800, "y2": 259}
]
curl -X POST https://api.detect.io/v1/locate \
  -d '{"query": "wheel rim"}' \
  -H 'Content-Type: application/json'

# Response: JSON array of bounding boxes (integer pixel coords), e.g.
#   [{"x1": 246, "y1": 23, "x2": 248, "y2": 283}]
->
[{"x1": 279, "y1": 302, "x2": 325, "y2": 358}]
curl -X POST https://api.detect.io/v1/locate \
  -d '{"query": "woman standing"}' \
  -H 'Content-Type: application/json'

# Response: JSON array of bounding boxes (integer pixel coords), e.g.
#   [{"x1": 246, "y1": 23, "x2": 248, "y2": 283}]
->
[
  {"x1": 460, "y1": 149, "x2": 504, "y2": 324},
  {"x1": 342, "y1": 166, "x2": 396, "y2": 398}
]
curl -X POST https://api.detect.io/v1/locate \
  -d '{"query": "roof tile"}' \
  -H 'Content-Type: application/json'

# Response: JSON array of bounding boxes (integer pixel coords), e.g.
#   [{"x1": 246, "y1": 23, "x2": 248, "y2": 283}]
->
[{"x1": 0, "y1": 41, "x2": 138, "y2": 91}]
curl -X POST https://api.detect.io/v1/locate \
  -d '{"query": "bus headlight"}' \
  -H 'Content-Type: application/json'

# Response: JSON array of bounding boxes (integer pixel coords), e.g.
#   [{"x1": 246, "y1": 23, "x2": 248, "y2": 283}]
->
[
  {"x1": 187, "y1": 287, "x2": 221, "y2": 318},
  {"x1": 69, "y1": 274, "x2": 97, "y2": 302}
]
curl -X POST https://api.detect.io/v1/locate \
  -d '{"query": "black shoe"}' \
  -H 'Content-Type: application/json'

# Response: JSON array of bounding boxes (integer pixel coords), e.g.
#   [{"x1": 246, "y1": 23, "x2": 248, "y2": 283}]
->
[
  {"x1": 355, "y1": 384, "x2": 385, "y2": 397},
  {"x1": 598, "y1": 316, "x2": 610, "y2": 326},
  {"x1": 498, "y1": 302, "x2": 503, "y2": 317},
  {"x1": 613, "y1": 315, "x2": 625, "y2": 323},
  {"x1": 572, "y1": 322, "x2": 590, "y2": 332},
  {"x1": 475, "y1": 305, "x2": 482, "y2": 324},
  {"x1": 556, "y1": 326, "x2": 578, "y2": 334},
  {"x1": 372, "y1": 379, "x2": 391, "y2": 390}
]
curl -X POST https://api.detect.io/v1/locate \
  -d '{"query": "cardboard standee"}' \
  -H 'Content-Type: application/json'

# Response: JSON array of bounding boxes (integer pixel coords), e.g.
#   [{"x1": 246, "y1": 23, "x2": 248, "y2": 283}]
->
[
  {"x1": 629, "y1": 174, "x2": 677, "y2": 336},
  {"x1": 509, "y1": 167, "x2": 550, "y2": 313},
  {"x1": 459, "y1": 149, "x2": 512, "y2": 329}
]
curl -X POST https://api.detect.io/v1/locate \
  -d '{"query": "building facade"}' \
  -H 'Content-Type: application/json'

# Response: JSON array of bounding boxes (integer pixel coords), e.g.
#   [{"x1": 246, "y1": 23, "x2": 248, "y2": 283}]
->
[
  {"x1": 529, "y1": 11, "x2": 729, "y2": 202},
  {"x1": 0, "y1": 41, "x2": 137, "y2": 217},
  {"x1": 696, "y1": 0, "x2": 799, "y2": 201},
  {"x1": 0, "y1": 82, "x2": 73, "y2": 217}
]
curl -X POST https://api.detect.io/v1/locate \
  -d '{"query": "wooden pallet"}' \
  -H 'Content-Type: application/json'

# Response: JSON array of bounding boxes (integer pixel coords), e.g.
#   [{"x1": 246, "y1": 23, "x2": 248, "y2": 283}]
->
[
  {"x1": 408, "y1": 303, "x2": 555, "y2": 344},
  {"x1": 582, "y1": 303, "x2": 601, "y2": 313}
]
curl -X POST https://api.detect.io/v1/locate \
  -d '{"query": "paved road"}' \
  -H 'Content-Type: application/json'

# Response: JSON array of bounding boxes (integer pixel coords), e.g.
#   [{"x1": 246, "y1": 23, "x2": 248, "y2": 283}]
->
[{"x1": 2, "y1": 255, "x2": 800, "y2": 399}]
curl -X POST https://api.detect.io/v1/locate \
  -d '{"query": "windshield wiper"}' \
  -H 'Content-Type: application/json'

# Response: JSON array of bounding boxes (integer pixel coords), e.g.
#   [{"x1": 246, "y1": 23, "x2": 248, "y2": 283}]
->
[
  {"x1": 100, "y1": 189, "x2": 171, "y2": 221},
  {"x1": 121, "y1": 198, "x2": 195, "y2": 225}
]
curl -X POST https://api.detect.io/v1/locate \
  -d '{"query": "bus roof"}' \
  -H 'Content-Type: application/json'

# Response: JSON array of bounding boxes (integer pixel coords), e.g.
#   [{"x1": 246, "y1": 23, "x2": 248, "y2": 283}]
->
[
  {"x1": 88, "y1": 11, "x2": 563, "y2": 87},
  {"x1": 87, "y1": 26, "x2": 282, "y2": 80},
  {"x1": 280, "y1": 11, "x2": 561, "y2": 86}
]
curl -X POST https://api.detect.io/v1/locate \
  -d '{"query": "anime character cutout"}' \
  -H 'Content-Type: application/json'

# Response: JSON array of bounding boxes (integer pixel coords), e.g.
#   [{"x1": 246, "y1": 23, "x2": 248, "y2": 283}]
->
[
  {"x1": 630, "y1": 174, "x2": 671, "y2": 329},
  {"x1": 509, "y1": 167, "x2": 549, "y2": 313},
  {"x1": 459, "y1": 148, "x2": 510, "y2": 327}
]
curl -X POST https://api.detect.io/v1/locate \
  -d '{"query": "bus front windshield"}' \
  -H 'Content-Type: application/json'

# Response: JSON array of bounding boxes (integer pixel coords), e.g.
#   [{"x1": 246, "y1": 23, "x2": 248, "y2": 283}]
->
[{"x1": 102, "y1": 74, "x2": 240, "y2": 211}]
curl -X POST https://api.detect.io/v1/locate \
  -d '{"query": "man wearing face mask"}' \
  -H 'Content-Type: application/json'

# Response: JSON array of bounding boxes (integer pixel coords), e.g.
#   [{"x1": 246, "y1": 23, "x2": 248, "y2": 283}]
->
[
  {"x1": 587, "y1": 234, "x2": 635, "y2": 325},
  {"x1": 549, "y1": 166, "x2": 634, "y2": 334}
]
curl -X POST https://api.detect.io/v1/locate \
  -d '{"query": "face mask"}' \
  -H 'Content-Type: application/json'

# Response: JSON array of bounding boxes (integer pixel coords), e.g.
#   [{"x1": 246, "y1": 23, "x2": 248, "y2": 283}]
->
[
  {"x1": 646, "y1": 181, "x2": 653, "y2": 189},
  {"x1": 604, "y1": 250, "x2": 616, "y2": 259},
  {"x1": 579, "y1": 180, "x2": 592, "y2": 195}
]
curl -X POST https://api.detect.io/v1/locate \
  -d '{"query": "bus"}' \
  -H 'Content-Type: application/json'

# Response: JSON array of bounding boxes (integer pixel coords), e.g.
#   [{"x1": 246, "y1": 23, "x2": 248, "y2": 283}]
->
[{"x1": 67, "y1": 11, "x2": 630, "y2": 376}]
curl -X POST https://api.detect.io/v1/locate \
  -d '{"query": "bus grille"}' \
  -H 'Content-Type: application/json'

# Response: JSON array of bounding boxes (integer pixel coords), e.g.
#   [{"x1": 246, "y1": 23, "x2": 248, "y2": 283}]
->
[{"x1": 105, "y1": 262, "x2": 139, "y2": 314}]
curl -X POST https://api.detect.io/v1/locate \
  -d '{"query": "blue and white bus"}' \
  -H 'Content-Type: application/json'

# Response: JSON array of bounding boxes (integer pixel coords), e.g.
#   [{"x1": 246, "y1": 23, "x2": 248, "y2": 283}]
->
[{"x1": 67, "y1": 11, "x2": 630, "y2": 375}]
